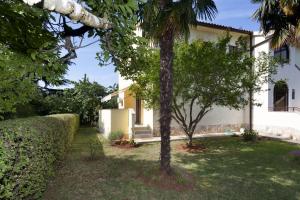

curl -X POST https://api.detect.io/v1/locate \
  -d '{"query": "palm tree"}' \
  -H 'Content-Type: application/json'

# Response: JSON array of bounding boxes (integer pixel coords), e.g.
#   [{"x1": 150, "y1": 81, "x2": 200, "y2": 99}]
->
[
  {"x1": 252, "y1": 0, "x2": 300, "y2": 47},
  {"x1": 139, "y1": 0, "x2": 217, "y2": 174}
]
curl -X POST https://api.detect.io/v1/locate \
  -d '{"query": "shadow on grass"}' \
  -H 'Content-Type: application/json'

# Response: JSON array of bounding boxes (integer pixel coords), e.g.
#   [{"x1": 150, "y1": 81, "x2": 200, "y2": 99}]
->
[
  {"x1": 173, "y1": 137, "x2": 300, "y2": 200},
  {"x1": 44, "y1": 129, "x2": 300, "y2": 200}
]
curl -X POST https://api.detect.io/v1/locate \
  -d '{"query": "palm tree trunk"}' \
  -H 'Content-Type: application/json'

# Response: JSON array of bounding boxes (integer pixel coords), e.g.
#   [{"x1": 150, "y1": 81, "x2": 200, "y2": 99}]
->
[{"x1": 159, "y1": 1, "x2": 174, "y2": 173}]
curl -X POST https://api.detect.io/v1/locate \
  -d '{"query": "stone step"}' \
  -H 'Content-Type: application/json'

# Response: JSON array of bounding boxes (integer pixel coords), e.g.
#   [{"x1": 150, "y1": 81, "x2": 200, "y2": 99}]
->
[
  {"x1": 134, "y1": 133, "x2": 153, "y2": 138},
  {"x1": 133, "y1": 125, "x2": 152, "y2": 138},
  {"x1": 133, "y1": 126, "x2": 150, "y2": 131},
  {"x1": 259, "y1": 133, "x2": 292, "y2": 140},
  {"x1": 134, "y1": 130, "x2": 152, "y2": 135}
]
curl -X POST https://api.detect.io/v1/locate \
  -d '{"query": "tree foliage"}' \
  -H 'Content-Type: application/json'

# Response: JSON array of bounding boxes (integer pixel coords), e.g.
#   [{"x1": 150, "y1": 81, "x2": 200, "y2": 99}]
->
[
  {"x1": 0, "y1": 0, "x2": 67, "y2": 118},
  {"x1": 43, "y1": 75, "x2": 116, "y2": 125},
  {"x1": 0, "y1": 0, "x2": 140, "y2": 118},
  {"x1": 129, "y1": 36, "x2": 277, "y2": 146},
  {"x1": 253, "y1": 0, "x2": 300, "y2": 47}
]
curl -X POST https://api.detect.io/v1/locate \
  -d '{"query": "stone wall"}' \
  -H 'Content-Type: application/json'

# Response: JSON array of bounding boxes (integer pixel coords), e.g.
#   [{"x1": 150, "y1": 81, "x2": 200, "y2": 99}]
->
[
  {"x1": 153, "y1": 123, "x2": 248, "y2": 137},
  {"x1": 254, "y1": 125, "x2": 300, "y2": 141}
]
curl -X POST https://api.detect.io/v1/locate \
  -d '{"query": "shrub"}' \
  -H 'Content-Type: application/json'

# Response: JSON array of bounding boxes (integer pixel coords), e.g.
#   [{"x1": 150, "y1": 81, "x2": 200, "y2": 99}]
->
[
  {"x1": 88, "y1": 138, "x2": 102, "y2": 160},
  {"x1": 0, "y1": 114, "x2": 79, "y2": 200},
  {"x1": 108, "y1": 131, "x2": 124, "y2": 142},
  {"x1": 242, "y1": 129, "x2": 258, "y2": 142}
]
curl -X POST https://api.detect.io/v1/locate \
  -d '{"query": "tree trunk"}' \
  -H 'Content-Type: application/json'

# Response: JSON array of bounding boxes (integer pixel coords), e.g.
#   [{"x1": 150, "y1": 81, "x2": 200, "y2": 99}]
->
[
  {"x1": 187, "y1": 134, "x2": 193, "y2": 148},
  {"x1": 159, "y1": 0, "x2": 174, "y2": 175}
]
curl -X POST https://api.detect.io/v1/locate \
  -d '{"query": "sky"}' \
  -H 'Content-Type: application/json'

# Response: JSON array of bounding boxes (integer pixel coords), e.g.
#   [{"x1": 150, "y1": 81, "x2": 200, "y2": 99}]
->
[{"x1": 63, "y1": 0, "x2": 260, "y2": 88}]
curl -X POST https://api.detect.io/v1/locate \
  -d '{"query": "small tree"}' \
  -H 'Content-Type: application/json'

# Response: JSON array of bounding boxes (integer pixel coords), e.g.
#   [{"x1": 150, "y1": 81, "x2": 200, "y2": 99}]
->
[
  {"x1": 129, "y1": 36, "x2": 277, "y2": 147},
  {"x1": 43, "y1": 75, "x2": 107, "y2": 125}
]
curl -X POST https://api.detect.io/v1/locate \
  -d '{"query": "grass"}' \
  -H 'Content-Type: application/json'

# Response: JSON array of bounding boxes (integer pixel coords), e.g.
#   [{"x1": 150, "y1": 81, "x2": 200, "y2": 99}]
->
[{"x1": 43, "y1": 127, "x2": 300, "y2": 200}]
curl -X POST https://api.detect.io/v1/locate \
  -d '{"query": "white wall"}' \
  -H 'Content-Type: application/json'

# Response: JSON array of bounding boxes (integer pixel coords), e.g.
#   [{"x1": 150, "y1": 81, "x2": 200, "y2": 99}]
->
[
  {"x1": 99, "y1": 109, "x2": 111, "y2": 138},
  {"x1": 189, "y1": 26, "x2": 249, "y2": 45},
  {"x1": 118, "y1": 24, "x2": 253, "y2": 135},
  {"x1": 143, "y1": 107, "x2": 154, "y2": 132},
  {"x1": 252, "y1": 32, "x2": 300, "y2": 140},
  {"x1": 270, "y1": 46, "x2": 300, "y2": 108},
  {"x1": 118, "y1": 91, "x2": 125, "y2": 109},
  {"x1": 153, "y1": 106, "x2": 248, "y2": 134},
  {"x1": 118, "y1": 72, "x2": 133, "y2": 90},
  {"x1": 254, "y1": 110, "x2": 300, "y2": 140},
  {"x1": 99, "y1": 109, "x2": 135, "y2": 139},
  {"x1": 118, "y1": 26, "x2": 142, "y2": 91},
  {"x1": 151, "y1": 26, "x2": 252, "y2": 134},
  {"x1": 253, "y1": 32, "x2": 300, "y2": 110}
]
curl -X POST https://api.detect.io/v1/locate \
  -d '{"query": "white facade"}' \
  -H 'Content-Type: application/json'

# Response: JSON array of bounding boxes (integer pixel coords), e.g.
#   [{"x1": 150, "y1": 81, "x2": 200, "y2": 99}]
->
[
  {"x1": 100, "y1": 22, "x2": 300, "y2": 140},
  {"x1": 117, "y1": 23, "x2": 252, "y2": 136},
  {"x1": 252, "y1": 32, "x2": 300, "y2": 139}
]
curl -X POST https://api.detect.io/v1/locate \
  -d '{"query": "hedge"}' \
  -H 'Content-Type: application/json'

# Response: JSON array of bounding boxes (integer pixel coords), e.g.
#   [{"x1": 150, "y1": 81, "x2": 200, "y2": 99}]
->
[{"x1": 0, "y1": 114, "x2": 79, "y2": 200}]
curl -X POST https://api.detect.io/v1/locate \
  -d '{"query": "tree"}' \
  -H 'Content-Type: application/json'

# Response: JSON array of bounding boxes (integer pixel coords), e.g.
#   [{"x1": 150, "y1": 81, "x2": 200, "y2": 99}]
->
[
  {"x1": 129, "y1": 37, "x2": 277, "y2": 147},
  {"x1": 44, "y1": 75, "x2": 107, "y2": 125},
  {"x1": 102, "y1": 84, "x2": 119, "y2": 109},
  {"x1": 0, "y1": 0, "x2": 140, "y2": 118},
  {"x1": 0, "y1": 0, "x2": 68, "y2": 118},
  {"x1": 22, "y1": 0, "x2": 112, "y2": 29},
  {"x1": 138, "y1": 0, "x2": 217, "y2": 173},
  {"x1": 252, "y1": 0, "x2": 300, "y2": 47},
  {"x1": 16, "y1": 0, "x2": 140, "y2": 68}
]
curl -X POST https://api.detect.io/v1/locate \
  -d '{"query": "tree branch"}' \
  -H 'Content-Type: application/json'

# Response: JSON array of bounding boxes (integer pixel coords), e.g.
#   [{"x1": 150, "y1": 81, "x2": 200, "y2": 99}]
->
[
  {"x1": 188, "y1": 96, "x2": 197, "y2": 131},
  {"x1": 62, "y1": 25, "x2": 93, "y2": 37},
  {"x1": 23, "y1": 0, "x2": 112, "y2": 29}
]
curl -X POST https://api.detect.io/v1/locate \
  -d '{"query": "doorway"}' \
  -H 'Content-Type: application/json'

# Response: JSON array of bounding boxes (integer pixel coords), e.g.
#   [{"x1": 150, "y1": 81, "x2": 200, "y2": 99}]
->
[
  {"x1": 273, "y1": 81, "x2": 289, "y2": 111},
  {"x1": 135, "y1": 98, "x2": 142, "y2": 124}
]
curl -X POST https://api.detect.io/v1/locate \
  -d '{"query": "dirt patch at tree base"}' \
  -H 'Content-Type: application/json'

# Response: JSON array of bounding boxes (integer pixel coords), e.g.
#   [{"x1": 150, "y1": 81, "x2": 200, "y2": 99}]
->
[
  {"x1": 111, "y1": 140, "x2": 141, "y2": 149},
  {"x1": 176, "y1": 143, "x2": 207, "y2": 153},
  {"x1": 138, "y1": 169, "x2": 195, "y2": 192}
]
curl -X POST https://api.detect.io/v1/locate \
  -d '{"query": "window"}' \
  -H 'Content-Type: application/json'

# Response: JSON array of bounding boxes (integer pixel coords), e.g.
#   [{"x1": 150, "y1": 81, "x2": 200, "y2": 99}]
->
[
  {"x1": 292, "y1": 89, "x2": 295, "y2": 100},
  {"x1": 274, "y1": 45, "x2": 289, "y2": 63},
  {"x1": 228, "y1": 45, "x2": 238, "y2": 53}
]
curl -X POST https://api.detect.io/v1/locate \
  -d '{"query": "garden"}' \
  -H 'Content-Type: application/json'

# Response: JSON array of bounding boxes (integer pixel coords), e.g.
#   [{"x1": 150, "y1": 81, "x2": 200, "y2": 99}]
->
[
  {"x1": 43, "y1": 127, "x2": 300, "y2": 200},
  {"x1": 2, "y1": 0, "x2": 300, "y2": 199}
]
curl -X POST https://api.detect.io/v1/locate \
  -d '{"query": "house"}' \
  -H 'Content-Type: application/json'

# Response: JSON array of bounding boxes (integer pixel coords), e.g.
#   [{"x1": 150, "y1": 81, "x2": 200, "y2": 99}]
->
[{"x1": 99, "y1": 21, "x2": 300, "y2": 141}]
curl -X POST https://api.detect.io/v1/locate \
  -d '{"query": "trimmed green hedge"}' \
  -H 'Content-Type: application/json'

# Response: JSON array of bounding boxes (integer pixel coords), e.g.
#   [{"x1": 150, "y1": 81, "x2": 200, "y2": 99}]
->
[{"x1": 0, "y1": 114, "x2": 79, "y2": 200}]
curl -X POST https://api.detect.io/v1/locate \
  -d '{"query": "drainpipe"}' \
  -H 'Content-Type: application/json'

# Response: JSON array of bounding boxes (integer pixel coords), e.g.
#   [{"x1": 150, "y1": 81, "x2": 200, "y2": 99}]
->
[
  {"x1": 249, "y1": 33, "x2": 254, "y2": 131},
  {"x1": 248, "y1": 33, "x2": 274, "y2": 131}
]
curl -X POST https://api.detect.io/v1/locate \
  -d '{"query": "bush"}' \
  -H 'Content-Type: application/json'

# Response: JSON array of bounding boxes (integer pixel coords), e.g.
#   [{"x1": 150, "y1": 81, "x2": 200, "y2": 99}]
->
[
  {"x1": 242, "y1": 129, "x2": 258, "y2": 142},
  {"x1": 88, "y1": 138, "x2": 102, "y2": 160},
  {"x1": 108, "y1": 131, "x2": 124, "y2": 142},
  {"x1": 0, "y1": 114, "x2": 79, "y2": 200}
]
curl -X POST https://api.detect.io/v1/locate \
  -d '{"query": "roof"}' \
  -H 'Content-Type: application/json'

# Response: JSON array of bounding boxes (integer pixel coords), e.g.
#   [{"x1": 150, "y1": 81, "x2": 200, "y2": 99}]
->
[
  {"x1": 195, "y1": 21, "x2": 253, "y2": 35},
  {"x1": 101, "y1": 86, "x2": 130, "y2": 102}
]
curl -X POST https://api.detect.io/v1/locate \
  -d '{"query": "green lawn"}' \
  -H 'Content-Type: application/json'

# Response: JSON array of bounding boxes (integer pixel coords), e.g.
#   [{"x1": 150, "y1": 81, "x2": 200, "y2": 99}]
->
[{"x1": 44, "y1": 127, "x2": 300, "y2": 200}]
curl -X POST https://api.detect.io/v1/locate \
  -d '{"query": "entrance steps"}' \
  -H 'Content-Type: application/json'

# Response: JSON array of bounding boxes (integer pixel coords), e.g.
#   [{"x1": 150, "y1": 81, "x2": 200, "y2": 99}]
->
[{"x1": 133, "y1": 125, "x2": 152, "y2": 138}]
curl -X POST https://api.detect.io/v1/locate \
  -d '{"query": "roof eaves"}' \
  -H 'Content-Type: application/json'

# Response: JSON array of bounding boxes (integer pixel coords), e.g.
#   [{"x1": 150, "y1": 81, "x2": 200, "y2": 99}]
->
[{"x1": 195, "y1": 21, "x2": 253, "y2": 35}]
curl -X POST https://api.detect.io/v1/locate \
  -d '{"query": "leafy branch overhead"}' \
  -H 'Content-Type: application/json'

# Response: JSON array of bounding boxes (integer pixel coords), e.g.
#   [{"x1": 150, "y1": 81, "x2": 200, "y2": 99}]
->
[
  {"x1": 0, "y1": 0, "x2": 139, "y2": 116},
  {"x1": 253, "y1": 0, "x2": 300, "y2": 47}
]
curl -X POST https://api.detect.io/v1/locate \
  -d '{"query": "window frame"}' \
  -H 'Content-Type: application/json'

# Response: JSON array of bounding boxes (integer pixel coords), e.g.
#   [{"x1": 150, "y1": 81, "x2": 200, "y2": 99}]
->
[{"x1": 273, "y1": 44, "x2": 290, "y2": 63}]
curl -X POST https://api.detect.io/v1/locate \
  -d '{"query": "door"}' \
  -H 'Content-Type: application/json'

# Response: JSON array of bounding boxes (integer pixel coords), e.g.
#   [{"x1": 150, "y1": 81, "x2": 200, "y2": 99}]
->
[
  {"x1": 274, "y1": 81, "x2": 289, "y2": 111},
  {"x1": 136, "y1": 98, "x2": 142, "y2": 124}
]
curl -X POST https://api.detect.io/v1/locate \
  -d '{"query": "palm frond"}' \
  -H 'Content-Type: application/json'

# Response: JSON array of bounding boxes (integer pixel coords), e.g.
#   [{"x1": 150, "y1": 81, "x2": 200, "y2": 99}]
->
[
  {"x1": 252, "y1": 0, "x2": 300, "y2": 48},
  {"x1": 138, "y1": 0, "x2": 217, "y2": 41},
  {"x1": 195, "y1": 0, "x2": 217, "y2": 21}
]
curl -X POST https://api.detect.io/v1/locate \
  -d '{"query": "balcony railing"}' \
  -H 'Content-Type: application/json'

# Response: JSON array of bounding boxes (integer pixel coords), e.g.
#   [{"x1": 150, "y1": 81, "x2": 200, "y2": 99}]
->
[{"x1": 268, "y1": 107, "x2": 300, "y2": 112}]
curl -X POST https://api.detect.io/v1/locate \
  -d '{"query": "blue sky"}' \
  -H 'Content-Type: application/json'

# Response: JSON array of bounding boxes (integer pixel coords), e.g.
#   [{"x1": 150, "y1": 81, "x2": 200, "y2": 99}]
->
[{"x1": 64, "y1": 0, "x2": 260, "y2": 88}]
